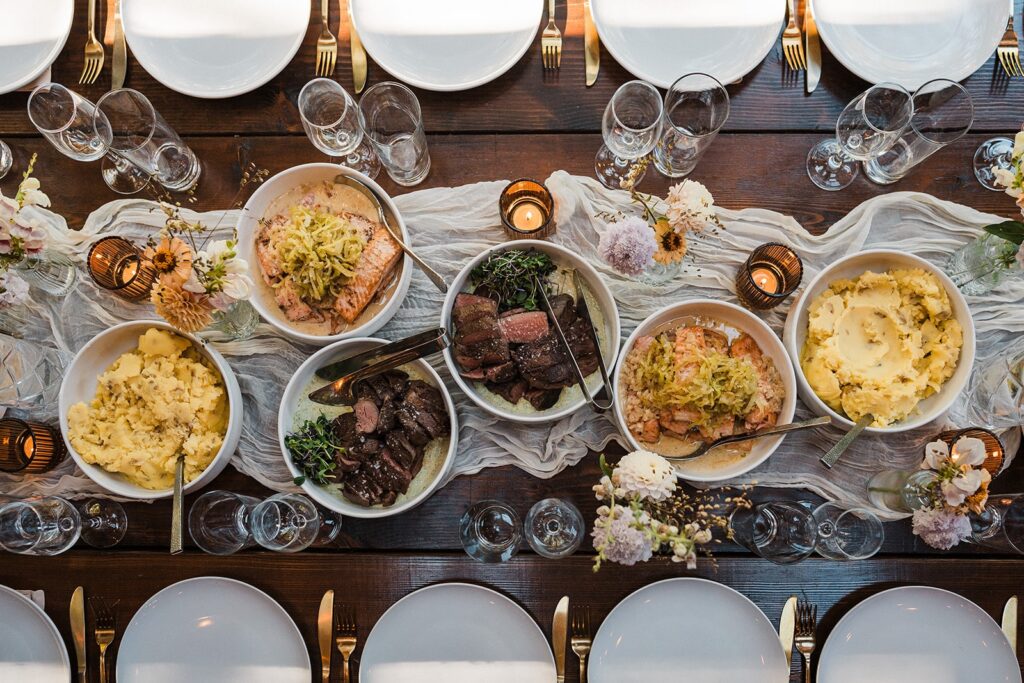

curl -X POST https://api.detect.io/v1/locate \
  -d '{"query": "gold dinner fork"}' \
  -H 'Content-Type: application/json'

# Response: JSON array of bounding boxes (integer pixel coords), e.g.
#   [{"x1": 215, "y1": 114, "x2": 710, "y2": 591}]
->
[
  {"x1": 997, "y1": 6, "x2": 1023, "y2": 78},
  {"x1": 90, "y1": 597, "x2": 118, "y2": 683},
  {"x1": 541, "y1": 0, "x2": 562, "y2": 71},
  {"x1": 570, "y1": 605, "x2": 592, "y2": 683},
  {"x1": 79, "y1": 0, "x2": 105, "y2": 84},
  {"x1": 336, "y1": 606, "x2": 357, "y2": 683},
  {"x1": 782, "y1": 0, "x2": 806, "y2": 70},
  {"x1": 315, "y1": 0, "x2": 338, "y2": 77},
  {"x1": 794, "y1": 599, "x2": 817, "y2": 683}
]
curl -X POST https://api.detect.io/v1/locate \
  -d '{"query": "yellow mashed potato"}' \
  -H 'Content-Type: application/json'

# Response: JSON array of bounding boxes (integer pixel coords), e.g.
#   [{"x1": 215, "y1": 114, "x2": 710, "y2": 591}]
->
[
  {"x1": 68, "y1": 328, "x2": 228, "y2": 490},
  {"x1": 800, "y1": 268, "x2": 963, "y2": 428}
]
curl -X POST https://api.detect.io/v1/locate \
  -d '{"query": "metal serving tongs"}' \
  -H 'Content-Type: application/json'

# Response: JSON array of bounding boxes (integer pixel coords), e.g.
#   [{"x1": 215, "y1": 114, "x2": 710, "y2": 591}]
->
[
  {"x1": 533, "y1": 273, "x2": 614, "y2": 412},
  {"x1": 662, "y1": 416, "x2": 832, "y2": 462},
  {"x1": 308, "y1": 328, "x2": 450, "y2": 406}
]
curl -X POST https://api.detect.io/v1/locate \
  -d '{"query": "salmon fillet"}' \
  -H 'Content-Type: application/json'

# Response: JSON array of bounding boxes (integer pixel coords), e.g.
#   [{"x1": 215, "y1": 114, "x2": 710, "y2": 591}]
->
[{"x1": 332, "y1": 223, "x2": 402, "y2": 325}]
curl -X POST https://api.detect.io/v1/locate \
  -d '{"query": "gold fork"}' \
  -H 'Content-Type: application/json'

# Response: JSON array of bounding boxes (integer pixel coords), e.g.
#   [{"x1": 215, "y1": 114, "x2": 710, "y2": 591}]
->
[
  {"x1": 79, "y1": 0, "x2": 105, "y2": 84},
  {"x1": 315, "y1": 0, "x2": 338, "y2": 77},
  {"x1": 570, "y1": 604, "x2": 592, "y2": 683},
  {"x1": 541, "y1": 0, "x2": 562, "y2": 71},
  {"x1": 782, "y1": 0, "x2": 805, "y2": 70},
  {"x1": 90, "y1": 597, "x2": 118, "y2": 683},
  {"x1": 335, "y1": 606, "x2": 357, "y2": 683},
  {"x1": 997, "y1": 6, "x2": 1022, "y2": 78},
  {"x1": 794, "y1": 599, "x2": 817, "y2": 683}
]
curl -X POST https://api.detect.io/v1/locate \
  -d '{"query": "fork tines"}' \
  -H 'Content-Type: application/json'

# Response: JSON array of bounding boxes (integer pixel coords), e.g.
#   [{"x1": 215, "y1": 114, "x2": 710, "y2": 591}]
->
[
  {"x1": 89, "y1": 596, "x2": 118, "y2": 628},
  {"x1": 79, "y1": 0, "x2": 105, "y2": 85},
  {"x1": 781, "y1": 1, "x2": 805, "y2": 71},
  {"x1": 998, "y1": 13, "x2": 1023, "y2": 78},
  {"x1": 571, "y1": 604, "x2": 590, "y2": 637},
  {"x1": 336, "y1": 605, "x2": 357, "y2": 635},
  {"x1": 541, "y1": 2, "x2": 562, "y2": 71},
  {"x1": 795, "y1": 599, "x2": 817, "y2": 635}
]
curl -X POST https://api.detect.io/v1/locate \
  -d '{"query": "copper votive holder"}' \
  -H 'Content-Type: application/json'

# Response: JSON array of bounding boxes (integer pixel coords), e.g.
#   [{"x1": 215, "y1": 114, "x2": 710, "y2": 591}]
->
[
  {"x1": 499, "y1": 178, "x2": 555, "y2": 240},
  {"x1": 87, "y1": 236, "x2": 156, "y2": 301},
  {"x1": 936, "y1": 427, "x2": 1005, "y2": 476},
  {"x1": 735, "y1": 242, "x2": 803, "y2": 310},
  {"x1": 0, "y1": 418, "x2": 66, "y2": 474}
]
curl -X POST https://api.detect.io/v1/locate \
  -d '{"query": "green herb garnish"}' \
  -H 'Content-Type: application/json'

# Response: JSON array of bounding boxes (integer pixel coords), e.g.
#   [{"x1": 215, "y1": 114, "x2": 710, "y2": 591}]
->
[
  {"x1": 285, "y1": 414, "x2": 343, "y2": 486},
  {"x1": 469, "y1": 249, "x2": 556, "y2": 311}
]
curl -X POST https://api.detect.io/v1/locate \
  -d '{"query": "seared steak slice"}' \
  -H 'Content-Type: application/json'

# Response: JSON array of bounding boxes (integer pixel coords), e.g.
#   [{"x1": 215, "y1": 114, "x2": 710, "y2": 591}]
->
[
  {"x1": 332, "y1": 413, "x2": 361, "y2": 448},
  {"x1": 525, "y1": 387, "x2": 561, "y2": 410},
  {"x1": 452, "y1": 293, "x2": 498, "y2": 325},
  {"x1": 483, "y1": 361, "x2": 517, "y2": 384},
  {"x1": 396, "y1": 405, "x2": 431, "y2": 446},
  {"x1": 385, "y1": 370, "x2": 409, "y2": 395},
  {"x1": 368, "y1": 375, "x2": 396, "y2": 402},
  {"x1": 486, "y1": 378, "x2": 528, "y2": 404},
  {"x1": 385, "y1": 430, "x2": 422, "y2": 469},
  {"x1": 343, "y1": 471, "x2": 384, "y2": 507},
  {"x1": 548, "y1": 294, "x2": 576, "y2": 329},
  {"x1": 354, "y1": 399, "x2": 379, "y2": 434},
  {"x1": 355, "y1": 381, "x2": 377, "y2": 402},
  {"x1": 334, "y1": 449, "x2": 361, "y2": 473},
  {"x1": 498, "y1": 311, "x2": 549, "y2": 343},
  {"x1": 454, "y1": 337, "x2": 510, "y2": 370},
  {"x1": 349, "y1": 436, "x2": 381, "y2": 458},
  {"x1": 455, "y1": 314, "x2": 503, "y2": 346},
  {"x1": 514, "y1": 336, "x2": 573, "y2": 389},
  {"x1": 376, "y1": 398, "x2": 398, "y2": 433}
]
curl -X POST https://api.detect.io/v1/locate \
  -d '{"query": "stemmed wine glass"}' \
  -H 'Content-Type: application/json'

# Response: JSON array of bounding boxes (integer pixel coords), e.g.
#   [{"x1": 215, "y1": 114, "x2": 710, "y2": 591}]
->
[
  {"x1": 595, "y1": 80, "x2": 663, "y2": 190},
  {"x1": 298, "y1": 78, "x2": 381, "y2": 179},
  {"x1": 806, "y1": 82, "x2": 914, "y2": 191},
  {"x1": 77, "y1": 499, "x2": 128, "y2": 548},
  {"x1": 0, "y1": 139, "x2": 11, "y2": 179},
  {"x1": 0, "y1": 497, "x2": 81, "y2": 556}
]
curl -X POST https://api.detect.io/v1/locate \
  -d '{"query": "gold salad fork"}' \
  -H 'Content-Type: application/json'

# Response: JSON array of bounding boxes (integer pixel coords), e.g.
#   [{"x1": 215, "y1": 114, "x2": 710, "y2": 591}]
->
[
  {"x1": 90, "y1": 597, "x2": 118, "y2": 683},
  {"x1": 315, "y1": 0, "x2": 338, "y2": 77},
  {"x1": 570, "y1": 605, "x2": 592, "y2": 683},
  {"x1": 541, "y1": 0, "x2": 562, "y2": 71},
  {"x1": 998, "y1": 5, "x2": 1023, "y2": 78},
  {"x1": 782, "y1": 0, "x2": 806, "y2": 70},
  {"x1": 336, "y1": 606, "x2": 357, "y2": 683},
  {"x1": 79, "y1": 0, "x2": 105, "y2": 84},
  {"x1": 794, "y1": 599, "x2": 817, "y2": 683}
]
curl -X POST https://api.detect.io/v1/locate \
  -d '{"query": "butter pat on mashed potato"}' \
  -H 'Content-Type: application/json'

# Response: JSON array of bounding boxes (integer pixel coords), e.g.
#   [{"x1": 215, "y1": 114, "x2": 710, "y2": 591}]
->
[{"x1": 68, "y1": 328, "x2": 228, "y2": 490}]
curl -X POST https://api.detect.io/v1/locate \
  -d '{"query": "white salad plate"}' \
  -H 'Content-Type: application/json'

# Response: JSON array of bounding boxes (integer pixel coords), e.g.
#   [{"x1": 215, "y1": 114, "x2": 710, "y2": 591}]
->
[
  {"x1": 0, "y1": 0, "x2": 73, "y2": 95},
  {"x1": 590, "y1": 578, "x2": 788, "y2": 683},
  {"x1": 591, "y1": 0, "x2": 785, "y2": 88},
  {"x1": 817, "y1": 586, "x2": 1021, "y2": 683},
  {"x1": 811, "y1": 0, "x2": 1007, "y2": 90},
  {"x1": 117, "y1": 577, "x2": 310, "y2": 683},
  {"x1": 350, "y1": 0, "x2": 543, "y2": 91},
  {"x1": 0, "y1": 586, "x2": 70, "y2": 682},
  {"x1": 122, "y1": 0, "x2": 310, "y2": 98},
  {"x1": 360, "y1": 583, "x2": 556, "y2": 682}
]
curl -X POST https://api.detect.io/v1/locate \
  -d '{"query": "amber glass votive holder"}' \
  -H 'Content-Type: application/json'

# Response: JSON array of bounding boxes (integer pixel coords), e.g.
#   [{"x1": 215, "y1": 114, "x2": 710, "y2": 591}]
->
[
  {"x1": 936, "y1": 427, "x2": 1005, "y2": 476},
  {"x1": 0, "y1": 418, "x2": 66, "y2": 474},
  {"x1": 735, "y1": 242, "x2": 803, "y2": 310},
  {"x1": 499, "y1": 178, "x2": 555, "y2": 240},
  {"x1": 87, "y1": 236, "x2": 156, "y2": 301}
]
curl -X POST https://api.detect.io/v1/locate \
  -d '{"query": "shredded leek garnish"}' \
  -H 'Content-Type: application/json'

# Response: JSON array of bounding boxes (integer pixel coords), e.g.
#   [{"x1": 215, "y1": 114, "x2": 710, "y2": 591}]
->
[{"x1": 274, "y1": 207, "x2": 366, "y2": 303}]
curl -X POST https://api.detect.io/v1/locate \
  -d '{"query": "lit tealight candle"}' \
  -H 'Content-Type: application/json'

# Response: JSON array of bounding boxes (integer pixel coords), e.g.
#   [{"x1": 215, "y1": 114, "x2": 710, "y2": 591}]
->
[
  {"x1": 750, "y1": 267, "x2": 780, "y2": 294},
  {"x1": 499, "y1": 178, "x2": 555, "y2": 240},
  {"x1": 510, "y1": 199, "x2": 546, "y2": 232},
  {"x1": 22, "y1": 434, "x2": 34, "y2": 459},
  {"x1": 118, "y1": 258, "x2": 139, "y2": 284}
]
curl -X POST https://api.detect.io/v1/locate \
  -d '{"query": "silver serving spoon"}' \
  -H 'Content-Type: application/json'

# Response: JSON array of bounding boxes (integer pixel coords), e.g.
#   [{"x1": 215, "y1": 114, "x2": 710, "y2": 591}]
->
[{"x1": 663, "y1": 416, "x2": 833, "y2": 461}]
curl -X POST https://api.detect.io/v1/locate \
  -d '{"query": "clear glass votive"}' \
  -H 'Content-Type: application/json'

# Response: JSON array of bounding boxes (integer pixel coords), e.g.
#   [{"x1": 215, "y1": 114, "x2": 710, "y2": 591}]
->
[
  {"x1": 460, "y1": 500, "x2": 521, "y2": 563},
  {"x1": 499, "y1": 178, "x2": 555, "y2": 240},
  {"x1": 735, "y1": 243, "x2": 803, "y2": 310},
  {"x1": 525, "y1": 498, "x2": 584, "y2": 559},
  {"x1": 0, "y1": 418, "x2": 66, "y2": 474},
  {"x1": 87, "y1": 236, "x2": 156, "y2": 301},
  {"x1": 359, "y1": 82, "x2": 430, "y2": 186},
  {"x1": 0, "y1": 336, "x2": 64, "y2": 409}
]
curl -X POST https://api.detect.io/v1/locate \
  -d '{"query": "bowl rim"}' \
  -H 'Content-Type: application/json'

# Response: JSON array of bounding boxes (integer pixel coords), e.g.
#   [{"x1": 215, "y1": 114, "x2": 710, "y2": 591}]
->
[
  {"x1": 236, "y1": 162, "x2": 413, "y2": 346},
  {"x1": 277, "y1": 336, "x2": 458, "y2": 518},
  {"x1": 439, "y1": 239, "x2": 622, "y2": 424},
  {"x1": 57, "y1": 320, "x2": 242, "y2": 500},
  {"x1": 612, "y1": 298, "x2": 798, "y2": 483},
  {"x1": 782, "y1": 248, "x2": 977, "y2": 433}
]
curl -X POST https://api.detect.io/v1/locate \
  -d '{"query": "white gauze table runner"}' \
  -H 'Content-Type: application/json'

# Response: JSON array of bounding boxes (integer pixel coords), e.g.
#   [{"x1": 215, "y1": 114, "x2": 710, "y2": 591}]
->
[{"x1": 4, "y1": 171, "x2": 1021, "y2": 519}]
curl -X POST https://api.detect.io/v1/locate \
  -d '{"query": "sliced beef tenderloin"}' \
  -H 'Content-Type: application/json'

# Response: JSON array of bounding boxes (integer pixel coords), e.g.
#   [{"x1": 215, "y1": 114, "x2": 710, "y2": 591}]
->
[
  {"x1": 484, "y1": 361, "x2": 517, "y2": 384},
  {"x1": 343, "y1": 472, "x2": 384, "y2": 507},
  {"x1": 354, "y1": 398, "x2": 380, "y2": 434},
  {"x1": 513, "y1": 336, "x2": 574, "y2": 389},
  {"x1": 367, "y1": 375, "x2": 396, "y2": 402},
  {"x1": 498, "y1": 311, "x2": 549, "y2": 343},
  {"x1": 524, "y1": 387, "x2": 561, "y2": 410},
  {"x1": 565, "y1": 318, "x2": 600, "y2": 377},
  {"x1": 331, "y1": 413, "x2": 361, "y2": 448},
  {"x1": 334, "y1": 449, "x2": 361, "y2": 473},
  {"x1": 452, "y1": 293, "x2": 499, "y2": 325},
  {"x1": 355, "y1": 381, "x2": 377, "y2": 403},
  {"x1": 349, "y1": 436, "x2": 381, "y2": 459},
  {"x1": 385, "y1": 429, "x2": 423, "y2": 469},
  {"x1": 547, "y1": 293, "x2": 576, "y2": 329},
  {"x1": 396, "y1": 405, "x2": 432, "y2": 446},
  {"x1": 376, "y1": 397, "x2": 398, "y2": 433},
  {"x1": 404, "y1": 381, "x2": 450, "y2": 437},
  {"x1": 486, "y1": 378, "x2": 528, "y2": 404},
  {"x1": 364, "y1": 454, "x2": 412, "y2": 495}
]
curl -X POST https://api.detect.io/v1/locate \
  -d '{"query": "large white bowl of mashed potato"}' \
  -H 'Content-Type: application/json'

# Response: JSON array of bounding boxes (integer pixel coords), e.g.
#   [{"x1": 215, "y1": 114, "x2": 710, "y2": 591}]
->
[
  {"x1": 783, "y1": 250, "x2": 975, "y2": 433},
  {"x1": 59, "y1": 321, "x2": 242, "y2": 499}
]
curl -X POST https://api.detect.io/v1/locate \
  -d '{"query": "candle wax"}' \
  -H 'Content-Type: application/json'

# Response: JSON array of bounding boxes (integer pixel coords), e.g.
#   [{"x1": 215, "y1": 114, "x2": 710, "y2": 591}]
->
[
  {"x1": 119, "y1": 259, "x2": 139, "y2": 283},
  {"x1": 22, "y1": 435, "x2": 34, "y2": 459},
  {"x1": 750, "y1": 267, "x2": 780, "y2": 294},
  {"x1": 510, "y1": 200, "x2": 546, "y2": 231}
]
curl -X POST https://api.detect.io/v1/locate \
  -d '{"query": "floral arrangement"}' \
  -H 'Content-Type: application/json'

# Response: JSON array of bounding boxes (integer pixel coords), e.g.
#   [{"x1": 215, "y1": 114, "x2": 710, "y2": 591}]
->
[
  {"x1": 591, "y1": 449, "x2": 746, "y2": 570},
  {"x1": 0, "y1": 155, "x2": 50, "y2": 275},
  {"x1": 0, "y1": 270, "x2": 29, "y2": 309},
  {"x1": 984, "y1": 130, "x2": 1024, "y2": 270},
  {"x1": 911, "y1": 436, "x2": 992, "y2": 550}
]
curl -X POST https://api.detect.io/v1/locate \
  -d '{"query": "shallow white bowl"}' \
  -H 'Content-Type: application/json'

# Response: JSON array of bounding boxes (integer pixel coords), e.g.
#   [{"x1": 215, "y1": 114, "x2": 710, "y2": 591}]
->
[
  {"x1": 782, "y1": 249, "x2": 976, "y2": 433},
  {"x1": 278, "y1": 337, "x2": 458, "y2": 518},
  {"x1": 613, "y1": 300, "x2": 797, "y2": 483},
  {"x1": 237, "y1": 163, "x2": 413, "y2": 347},
  {"x1": 440, "y1": 240, "x2": 621, "y2": 425},
  {"x1": 58, "y1": 320, "x2": 242, "y2": 500}
]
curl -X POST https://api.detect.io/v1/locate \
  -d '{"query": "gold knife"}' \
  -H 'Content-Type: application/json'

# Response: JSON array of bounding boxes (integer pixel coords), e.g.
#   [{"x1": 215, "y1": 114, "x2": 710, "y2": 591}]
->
[
  {"x1": 112, "y1": 0, "x2": 126, "y2": 90},
  {"x1": 553, "y1": 595, "x2": 568, "y2": 683},
  {"x1": 1003, "y1": 595, "x2": 1018, "y2": 655},
  {"x1": 583, "y1": 0, "x2": 600, "y2": 87},
  {"x1": 779, "y1": 595, "x2": 797, "y2": 668},
  {"x1": 318, "y1": 590, "x2": 335, "y2": 683},
  {"x1": 70, "y1": 586, "x2": 87, "y2": 683},
  {"x1": 803, "y1": 0, "x2": 821, "y2": 94},
  {"x1": 349, "y1": 3, "x2": 367, "y2": 94},
  {"x1": 103, "y1": 0, "x2": 115, "y2": 46}
]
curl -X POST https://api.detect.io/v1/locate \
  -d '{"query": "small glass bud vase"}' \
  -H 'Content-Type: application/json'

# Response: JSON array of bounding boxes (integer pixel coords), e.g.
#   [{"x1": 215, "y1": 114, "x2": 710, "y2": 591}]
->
[
  {"x1": 945, "y1": 233, "x2": 1023, "y2": 296},
  {"x1": 13, "y1": 250, "x2": 79, "y2": 297},
  {"x1": 866, "y1": 469, "x2": 938, "y2": 515},
  {"x1": 0, "y1": 305, "x2": 29, "y2": 336},
  {"x1": 206, "y1": 300, "x2": 259, "y2": 341}
]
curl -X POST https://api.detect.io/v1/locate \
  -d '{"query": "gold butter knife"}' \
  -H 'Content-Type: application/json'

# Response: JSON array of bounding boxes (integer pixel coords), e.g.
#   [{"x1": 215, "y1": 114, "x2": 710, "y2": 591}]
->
[
  {"x1": 103, "y1": 0, "x2": 115, "y2": 46},
  {"x1": 583, "y1": 0, "x2": 600, "y2": 87},
  {"x1": 349, "y1": 4, "x2": 367, "y2": 94},
  {"x1": 1003, "y1": 595, "x2": 1018, "y2": 655},
  {"x1": 71, "y1": 586, "x2": 86, "y2": 683},
  {"x1": 318, "y1": 590, "x2": 334, "y2": 683},
  {"x1": 111, "y1": 0, "x2": 126, "y2": 90},
  {"x1": 803, "y1": 0, "x2": 821, "y2": 93},
  {"x1": 779, "y1": 595, "x2": 797, "y2": 668},
  {"x1": 553, "y1": 596, "x2": 568, "y2": 683}
]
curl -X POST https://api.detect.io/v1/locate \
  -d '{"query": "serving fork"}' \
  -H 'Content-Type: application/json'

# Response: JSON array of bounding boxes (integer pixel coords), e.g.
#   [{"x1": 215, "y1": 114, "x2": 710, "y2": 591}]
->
[
  {"x1": 315, "y1": 0, "x2": 338, "y2": 77},
  {"x1": 782, "y1": 0, "x2": 806, "y2": 70},
  {"x1": 570, "y1": 604, "x2": 592, "y2": 683},
  {"x1": 997, "y1": 2, "x2": 1022, "y2": 78},
  {"x1": 90, "y1": 597, "x2": 118, "y2": 683},
  {"x1": 79, "y1": 0, "x2": 105, "y2": 85},
  {"x1": 541, "y1": 0, "x2": 562, "y2": 71},
  {"x1": 335, "y1": 606, "x2": 357, "y2": 683},
  {"x1": 794, "y1": 599, "x2": 817, "y2": 683}
]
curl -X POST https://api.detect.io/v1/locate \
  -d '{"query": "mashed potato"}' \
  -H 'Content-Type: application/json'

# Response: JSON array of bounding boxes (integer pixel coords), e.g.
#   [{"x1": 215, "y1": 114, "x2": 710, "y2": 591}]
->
[
  {"x1": 800, "y1": 268, "x2": 963, "y2": 428},
  {"x1": 68, "y1": 328, "x2": 228, "y2": 490}
]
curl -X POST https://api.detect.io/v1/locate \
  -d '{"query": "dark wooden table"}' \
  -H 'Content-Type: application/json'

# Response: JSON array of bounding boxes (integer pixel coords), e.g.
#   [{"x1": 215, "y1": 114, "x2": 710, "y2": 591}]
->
[{"x1": 1, "y1": 1, "x2": 1023, "y2": 680}]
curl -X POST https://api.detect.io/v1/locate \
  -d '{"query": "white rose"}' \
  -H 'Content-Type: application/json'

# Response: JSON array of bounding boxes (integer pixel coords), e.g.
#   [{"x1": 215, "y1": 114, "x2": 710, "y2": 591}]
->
[{"x1": 922, "y1": 440, "x2": 949, "y2": 470}]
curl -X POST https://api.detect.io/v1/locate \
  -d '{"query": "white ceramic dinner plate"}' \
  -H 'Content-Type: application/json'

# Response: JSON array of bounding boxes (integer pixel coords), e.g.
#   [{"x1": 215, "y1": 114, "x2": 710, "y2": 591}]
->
[
  {"x1": 591, "y1": 0, "x2": 785, "y2": 88},
  {"x1": 812, "y1": 0, "x2": 1007, "y2": 90},
  {"x1": 122, "y1": 0, "x2": 310, "y2": 98},
  {"x1": 117, "y1": 577, "x2": 310, "y2": 682},
  {"x1": 0, "y1": 0, "x2": 73, "y2": 95},
  {"x1": 350, "y1": 0, "x2": 543, "y2": 91},
  {"x1": 590, "y1": 578, "x2": 788, "y2": 682},
  {"x1": 0, "y1": 586, "x2": 70, "y2": 682},
  {"x1": 360, "y1": 583, "x2": 556, "y2": 683},
  {"x1": 818, "y1": 586, "x2": 1021, "y2": 683}
]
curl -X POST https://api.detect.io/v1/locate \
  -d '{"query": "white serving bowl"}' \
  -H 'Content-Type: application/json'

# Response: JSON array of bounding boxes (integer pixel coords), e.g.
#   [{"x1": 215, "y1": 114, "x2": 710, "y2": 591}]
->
[
  {"x1": 613, "y1": 300, "x2": 798, "y2": 483},
  {"x1": 440, "y1": 240, "x2": 621, "y2": 424},
  {"x1": 782, "y1": 249, "x2": 976, "y2": 433},
  {"x1": 236, "y1": 162, "x2": 413, "y2": 347},
  {"x1": 278, "y1": 337, "x2": 458, "y2": 518},
  {"x1": 58, "y1": 320, "x2": 242, "y2": 500}
]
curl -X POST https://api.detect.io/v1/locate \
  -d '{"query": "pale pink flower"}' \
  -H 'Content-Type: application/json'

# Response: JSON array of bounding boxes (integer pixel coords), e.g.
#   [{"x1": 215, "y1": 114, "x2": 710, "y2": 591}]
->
[{"x1": 912, "y1": 507, "x2": 972, "y2": 550}]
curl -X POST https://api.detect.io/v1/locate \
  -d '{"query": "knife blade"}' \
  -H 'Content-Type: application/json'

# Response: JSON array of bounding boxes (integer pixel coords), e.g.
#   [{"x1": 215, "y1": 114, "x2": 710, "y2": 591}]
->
[
  {"x1": 103, "y1": 0, "x2": 115, "y2": 46},
  {"x1": 70, "y1": 586, "x2": 87, "y2": 683},
  {"x1": 349, "y1": 4, "x2": 367, "y2": 94},
  {"x1": 779, "y1": 595, "x2": 797, "y2": 668},
  {"x1": 583, "y1": 0, "x2": 600, "y2": 87},
  {"x1": 553, "y1": 595, "x2": 568, "y2": 683},
  {"x1": 1003, "y1": 595, "x2": 1018, "y2": 655},
  {"x1": 315, "y1": 328, "x2": 448, "y2": 381},
  {"x1": 804, "y1": 0, "x2": 821, "y2": 93},
  {"x1": 112, "y1": 0, "x2": 126, "y2": 90},
  {"x1": 318, "y1": 590, "x2": 334, "y2": 683}
]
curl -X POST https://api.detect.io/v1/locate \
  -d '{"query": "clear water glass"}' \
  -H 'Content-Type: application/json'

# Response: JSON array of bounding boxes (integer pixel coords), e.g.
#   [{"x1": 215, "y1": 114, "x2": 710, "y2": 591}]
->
[
  {"x1": 812, "y1": 502, "x2": 884, "y2": 560},
  {"x1": 460, "y1": 500, "x2": 521, "y2": 563},
  {"x1": 298, "y1": 78, "x2": 380, "y2": 179},
  {"x1": 866, "y1": 469, "x2": 938, "y2": 514},
  {"x1": 728, "y1": 501, "x2": 817, "y2": 564},
  {"x1": 653, "y1": 73, "x2": 729, "y2": 179},
  {"x1": 77, "y1": 499, "x2": 128, "y2": 548},
  {"x1": 974, "y1": 134, "x2": 1018, "y2": 191},
  {"x1": 359, "y1": 82, "x2": 430, "y2": 186},
  {"x1": 970, "y1": 493, "x2": 1024, "y2": 554},
  {"x1": 251, "y1": 493, "x2": 320, "y2": 553},
  {"x1": 964, "y1": 345, "x2": 1024, "y2": 430},
  {"x1": 0, "y1": 497, "x2": 80, "y2": 556},
  {"x1": 806, "y1": 82, "x2": 913, "y2": 191},
  {"x1": 0, "y1": 140, "x2": 11, "y2": 179},
  {"x1": 525, "y1": 498, "x2": 584, "y2": 559},
  {"x1": 188, "y1": 490, "x2": 259, "y2": 555},
  {"x1": 0, "y1": 335, "x2": 64, "y2": 409},
  {"x1": 595, "y1": 79, "x2": 663, "y2": 189},
  {"x1": 864, "y1": 79, "x2": 973, "y2": 185},
  {"x1": 27, "y1": 83, "x2": 109, "y2": 162},
  {"x1": 945, "y1": 232, "x2": 1023, "y2": 295},
  {"x1": 207, "y1": 300, "x2": 260, "y2": 341},
  {"x1": 13, "y1": 249, "x2": 79, "y2": 297}
]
